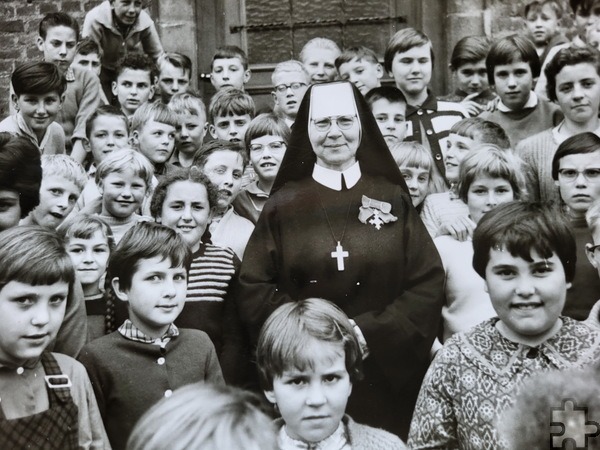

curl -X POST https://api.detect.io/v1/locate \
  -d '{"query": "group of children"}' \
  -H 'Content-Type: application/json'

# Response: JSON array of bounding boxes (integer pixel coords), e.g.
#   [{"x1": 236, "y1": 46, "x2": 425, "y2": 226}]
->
[{"x1": 2, "y1": 0, "x2": 600, "y2": 448}]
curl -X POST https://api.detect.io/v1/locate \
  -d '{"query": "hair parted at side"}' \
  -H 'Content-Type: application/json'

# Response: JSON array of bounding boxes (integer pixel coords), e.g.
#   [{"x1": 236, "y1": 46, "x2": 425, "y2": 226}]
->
[
  {"x1": 551, "y1": 132, "x2": 600, "y2": 180},
  {"x1": 208, "y1": 87, "x2": 255, "y2": 124},
  {"x1": 271, "y1": 60, "x2": 310, "y2": 86},
  {"x1": 60, "y1": 214, "x2": 115, "y2": 253},
  {"x1": 159, "y1": 52, "x2": 192, "y2": 75},
  {"x1": 256, "y1": 298, "x2": 363, "y2": 391},
  {"x1": 76, "y1": 37, "x2": 103, "y2": 57},
  {"x1": 130, "y1": 101, "x2": 179, "y2": 132},
  {"x1": 384, "y1": 27, "x2": 433, "y2": 73},
  {"x1": 95, "y1": 148, "x2": 154, "y2": 189},
  {"x1": 211, "y1": 45, "x2": 249, "y2": 70},
  {"x1": 364, "y1": 85, "x2": 407, "y2": 107},
  {"x1": 85, "y1": 104, "x2": 129, "y2": 139},
  {"x1": 0, "y1": 225, "x2": 75, "y2": 293},
  {"x1": 450, "y1": 117, "x2": 511, "y2": 149},
  {"x1": 41, "y1": 154, "x2": 88, "y2": 192},
  {"x1": 472, "y1": 201, "x2": 576, "y2": 282},
  {"x1": 545, "y1": 45, "x2": 600, "y2": 102},
  {"x1": 335, "y1": 46, "x2": 380, "y2": 69},
  {"x1": 486, "y1": 34, "x2": 541, "y2": 86},
  {"x1": 39, "y1": 12, "x2": 79, "y2": 40},
  {"x1": 243, "y1": 113, "x2": 291, "y2": 150},
  {"x1": 168, "y1": 91, "x2": 207, "y2": 122},
  {"x1": 449, "y1": 35, "x2": 491, "y2": 70},
  {"x1": 192, "y1": 139, "x2": 249, "y2": 169},
  {"x1": 12, "y1": 61, "x2": 67, "y2": 97}
]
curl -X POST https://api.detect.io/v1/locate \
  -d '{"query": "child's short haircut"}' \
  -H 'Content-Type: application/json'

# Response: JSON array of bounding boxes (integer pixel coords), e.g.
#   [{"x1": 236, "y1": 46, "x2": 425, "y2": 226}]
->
[
  {"x1": 12, "y1": 61, "x2": 67, "y2": 97},
  {"x1": 544, "y1": 46, "x2": 600, "y2": 102},
  {"x1": 390, "y1": 141, "x2": 446, "y2": 193},
  {"x1": 41, "y1": 154, "x2": 88, "y2": 192},
  {"x1": 364, "y1": 85, "x2": 407, "y2": 108},
  {"x1": 130, "y1": 100, "x2": 179, "y2": 133},
  {"x1": 168, "y1": 91, "x2": 206, "y2": 121},
  {"x1": 115, "y1": 53, "x2": 156, "y2": 81},
  {"x1": 586, "y1": 200, "x2": 600, "y2": 236},
  {"x1": 95, "y1": 148, "x2": 154, "y2": 188},
  {"x1": 571, "y1": 0, "x2": 600, "y2": 14},
  {"x1": 193, "y1": 139, "x2": 249, "y2": 170},
  {"x1": 38, "y1": 12, "x2": 79, "y2": 40},
  {"x1": 271, "y1": 60, "x2": 310, "y2": 86},
  {"x1": 149, "y1": 167, "x2": 218, "y2": 219},
  {"x1": 106, "y1": 221, "x2": 192, "y2": 292},
  {"x1": 76, "y1": 37, "x2": 103, "y2": 58},
  {"x1": 256, "y1": 298, "x2": 363, "y2": 391},
  {"x1": 0, "y1": 132, "x2": 42, "y2": 218},
  {"x1": 457, "y1": 144, "x2": 528, "y2": 203},
  {"x1": 524, "y1": 0, "x2": 564, "y2": 19},
  {"x1": 159, "y1": 52, "x2": 192, "y2": 76},
  {"x1": 384, "y1": 27, "x2": 433, "y2": 74},
  {"x1": 449, "y1": 36, "x2": 491, "y2": 71},
  {"x1": 0, "y1": 225, "x2": 75, "y2": 294},
  {"x1": 211, "y1": 45, "x2": 248, "y2": 70},
  {"x1": 85, "y1": 105, "x2": 129, "y2": 139},
  {"x1": 334, "y1": 46, "x2": 380, "y2": 70},
  {"x1": 243, "y1": 113, "x2": 291, "y2": 150},
  {"x1": 60, "y1": 214, "x2": 115, "y2": 253},
  {"x1": 208, "y1": 88, "x2": 255, "y2": 124},
  {"x1": 485, "y1": 35, "x2": 541, "y2": 86},
  {"x1": 127, "y1": 383, "x2": 277, "y2": 450},
  {"x1": 299, "y1": 38, "x2": 341, "y2": 63},
  {"x1": 551, "y1": 132, "x2": 600, "y2": 180},
  {"x1": 450, "y1": 117, "x2": 511, "y2": 149},
  {"x1": 472, "y1": 201, "x2": 576, "y2": 282}
]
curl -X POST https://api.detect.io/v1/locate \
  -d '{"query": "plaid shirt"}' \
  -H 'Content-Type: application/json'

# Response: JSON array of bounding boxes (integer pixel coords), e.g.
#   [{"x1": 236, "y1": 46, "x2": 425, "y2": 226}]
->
[{"x1": 118, "y1": 319, "x2": 179, "y2": 346}]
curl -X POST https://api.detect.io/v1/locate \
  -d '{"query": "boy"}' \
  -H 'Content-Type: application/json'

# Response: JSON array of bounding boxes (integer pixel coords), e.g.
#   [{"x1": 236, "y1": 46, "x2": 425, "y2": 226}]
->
[
  {"x1": 168, "y1": 91, "x2": 207, "y2": 168},
  {"x1": 384, "y1": 27, "x2": 467, "y2": 183},
  {"x1": 335, "y1": 46, "x2": 384, "y2": 95},
  {"x1": 112, "y1": 53, "x2": 156, "y2": 119},
  {"x1": 130, "y1": 101, "x2": 178, "y2": 178},
  {"x1": 299, "y1": 37, "x2": 341, "y2": 84},
  {"x1": 210, "y1": 45, "x2": 251, "y2": 91},
  {"x1": 83, "y1": 0, "x2": 164, "y2": 100},
  {"x1": 72, "y1": 37, "x2": 102, "y2": 77},
  {"x1": 480, "y1": 34, "x2": 562, "y2": 148},
  {"x1": 21, "y1": 155, "x2": 87, "y2": 229},
  {"x1": 156, "y1": 52, "x2": 192, "y2": 104},
  {"x1": 257, "y1": 298, "x2": 406, "y2": 449},
  {"x1": 208, "y1": 87, "x2": 255, "y2": 144},
  {"x1": 365, "y1": 86, "x2": 408, "y2": 147},
  {"x1": 271, "y1": 60, "x2": 310, "y2": 127},
  {"x1": 192, "y1": 140, "x2": 254, "y2": 259},
  {"x1": 1, "y1": 61, "x2": 66, "y2": 155},
  {"x1": 79, "y1": 222, "x2": 224, "y2": 450},
  {"x1": 524, "y1": 1, "x2": 567, "y2": 64},
  {"x1": 0, "y1": 226, "x2": 109, "y2": 448}
]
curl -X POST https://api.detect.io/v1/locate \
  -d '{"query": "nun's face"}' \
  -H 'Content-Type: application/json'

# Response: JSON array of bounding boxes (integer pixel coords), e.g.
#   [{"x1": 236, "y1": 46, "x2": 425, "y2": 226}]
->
[{"x1": 309, "y1": 113, "x2": 361, "y2": 171}]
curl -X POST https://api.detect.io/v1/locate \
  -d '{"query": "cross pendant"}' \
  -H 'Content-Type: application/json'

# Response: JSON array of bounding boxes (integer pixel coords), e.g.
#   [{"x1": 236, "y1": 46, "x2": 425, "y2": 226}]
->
[
  {"x1": 331, "y1": 241, "x2": 349, "y2": 271},
  {"x1": 369, "y1": 210, "x2": 384, "y2": 230}
]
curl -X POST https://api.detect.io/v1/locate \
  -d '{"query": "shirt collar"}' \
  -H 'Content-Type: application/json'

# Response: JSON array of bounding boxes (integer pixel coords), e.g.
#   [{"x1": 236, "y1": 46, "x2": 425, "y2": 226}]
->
[
  {"x1": 245, "y1": 180, "x2": 270, "y2": 198},
  {"x1": 118, "y1": 319, "x2": 179, "y2": 346},
  {"x1": 406, "y1": 90, "x2": 437, "y2": 114},
  {"x1": 497, "y1": 91, "x2": 538, "y2": 112},
  {"x1": 16, "y1": 112, "x2": 47, "y2": 150},
  {"x1": 312, "y1": 161, "x2": 361, "y2": 191},
  {"x1": 277, "y1": 423, "x2": 348, "y2": 450}
]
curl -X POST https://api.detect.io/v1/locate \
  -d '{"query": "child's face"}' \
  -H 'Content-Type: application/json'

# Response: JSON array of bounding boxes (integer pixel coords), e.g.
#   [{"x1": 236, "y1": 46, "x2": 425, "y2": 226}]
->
[
  {"x1": 111, "y1": 69, "x2": 154, "y2": 116},
  {"x1": 389, "y1": 44, "x2": 432, "y2": 99},
  {"x1": 113, "y1": 256, "x2": 187, "y2": 337},
  {"x1": 32, "y1": 175, "x2": 81, "y2": 229},
  {"x1": 555, "y1": 150, "x2": 600, "y2": 214},
  {"x1": 249, "y1": 135, "x2": 287, "y2": 184},
  {"x1": 272, "y1": 71, "x2": 309, "y2": 120},
  {"x1": 100, "y1": 168, "x2": 147, "y2": 219},
  {"x1": 0, "y1": 280, "x2": 68, "y2": 365},
  {"x1": 444, "y1": 133, "x2": 474, "y2": 182},
  {"x1": 370, "y1": 98, "x2": 407, "y2": 146},
  {"x1": 554, "y1": 62, "x2": 600, "y2": 125},
  {"x1": 157, "y1": 62, "x2": 190, "y2": 103},
  {"x1": 302, "y1": 48, "x2": 339, "y2": 83},
  {"x1": 338, "y1": 57, "x2": 383, "y2": 95},
  {"x1": 493, "y1": 60, "x2": 533, "y2": 111},
  {"x1": 400, "y1": 166, "x2": 429, "y2": 207},
  {"x1": 526, "y1": 4, "x2": 559, "y2": 46},
  {"x1": 159, "y1": 180, "x2": 211, "y2": 252},
  {"x1": 66, "y1": 230, "x2": 110, "y2": 291},
  {"x1": 209, "y1": 114, "x2": 252, "y2": 144},
  {"x1": 133, "y1": 120, "x2": 176, "y2": 166},
  {"x1": 210, "y1": 58, "x2": 250, "y2": 90},
  {"x1": 202, "y1": 150, "x2": 244, "y2": 209},
  {"x1": 575, "y1": 3, "x2": 600, "y2": 37},
  {"x1": 15, "y1": 92, "x2": 64, "y2": 139},
  {"x1": 88, "y1": 115, "x2": 130, "y2": 164},
  {"x1": 111, "y1": 0, "x2": 144, "y2": 25},
  {"x1": 0, "y1": 190, "x2": 21, "y2": 232},
  {"x1": 467, "y1": 176, "x2": 514, "y2": 224},
  {"x1": 175, "y1": 113, "x2": 207, "y2": 157},
  {"x1": 264, "y1": 340, "x2": 352, "y2": 444},
  {"x1": 484, "y1": 248, "x2": 567, "y2": 344},
  {"x1": 455, "y1": 59, "x2": 489, "y2": 95},
  {"x1": 36, "y1": 25, "x2": 77, "y2": 72},
  {"x1": 72, "y1": 52, "x2": 101, "y2": 77}
]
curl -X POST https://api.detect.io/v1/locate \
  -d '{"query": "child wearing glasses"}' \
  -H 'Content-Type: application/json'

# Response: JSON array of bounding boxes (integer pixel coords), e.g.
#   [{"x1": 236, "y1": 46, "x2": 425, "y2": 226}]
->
[
  {"x1": 233, "y1": 113, "x2": 291, "y2": 224},
  {"x1": 271, "y1": 61, "x2": 310, "y2": 127},
  {"x1": 552, "y1": 132, "x2": 600, "y2": 320}
]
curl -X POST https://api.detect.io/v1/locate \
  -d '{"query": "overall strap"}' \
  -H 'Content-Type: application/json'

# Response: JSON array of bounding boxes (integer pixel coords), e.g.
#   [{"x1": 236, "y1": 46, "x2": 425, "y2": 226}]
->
[{"x1": 40, "y1": 352, "x2": 73, "y2": 406}]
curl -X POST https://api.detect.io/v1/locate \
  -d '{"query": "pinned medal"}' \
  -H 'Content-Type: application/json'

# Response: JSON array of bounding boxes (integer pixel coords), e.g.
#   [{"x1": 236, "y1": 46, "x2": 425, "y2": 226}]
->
[{"x1": 358, "y1": 195, "x2": 397, "y2": 230}]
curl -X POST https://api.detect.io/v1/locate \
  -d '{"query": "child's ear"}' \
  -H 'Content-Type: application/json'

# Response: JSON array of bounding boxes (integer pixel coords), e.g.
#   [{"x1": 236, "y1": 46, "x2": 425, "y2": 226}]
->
[
  {"x1": 130, "y1": 130, "x2": 140, "y2": 148},
  {"x1": 243, "y1": 69, "x2": 251, "y2": 84},
  {"x1": 11, "y1": 94, "x2": 19, "y2": 112},
  {"x1": 59, "y1": 93, "x2": 66, "y2": 109},
  {"x1": 111, "y1": 277, "x2": 129, "y2": 302},
  {"x1": 483, "y1": 280, "x2": 489, "y2": 293},
  {"x1": 586, "y1": 244, "x2": 599, "y2": 268},
  {"x1": 111, "y1": 81, "x2": 118, "y2": 97},
  {"x1": 35, "y1": 36, "x2": 45, "y2": 53},
  {"x1": 375, "y1": 63, "x2": 384, "y2": 80},
  {"x1": 148, "y1": 84, "x2": 156, "y2": 101},
  {"x1": 264, "y1": 390, "x2": 276, "y2": 405},
  {"x1": 208, "y1": 124, "x2": 217, "y2": 139},
  {"x1": 82, "y1": 138, "x2": 91, "y2": 153}
]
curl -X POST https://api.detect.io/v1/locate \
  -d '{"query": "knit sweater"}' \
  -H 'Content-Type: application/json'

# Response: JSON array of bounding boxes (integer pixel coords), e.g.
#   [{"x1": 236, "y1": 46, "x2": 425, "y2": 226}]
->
[
  {"x1": 0, "y1": 113, "x2": 65, "y2": 155},
  {"x1": 419, "y1": 191, "x2": 469, "y2": 238}
]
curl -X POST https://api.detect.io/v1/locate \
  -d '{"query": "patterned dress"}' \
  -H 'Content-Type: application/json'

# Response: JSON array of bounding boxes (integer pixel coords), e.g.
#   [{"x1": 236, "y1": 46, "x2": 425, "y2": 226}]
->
[{"x1": 408, "y1": 317, "x2": 600, "y2": 450}]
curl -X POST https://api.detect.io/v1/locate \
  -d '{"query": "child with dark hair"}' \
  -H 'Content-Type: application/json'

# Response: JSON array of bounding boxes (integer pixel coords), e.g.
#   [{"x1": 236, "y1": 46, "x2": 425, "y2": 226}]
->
[
  {"x1": 111, "y1": 53, "x2": 156, "y2": 118},
  {"x1": 156, "y1": 52, "x2": 192, "y2": 103},
  {"x1": 1, "y1": 61, "x2": 67, "y2": 155},
  {"x1": 78, "y1": 221, "x2": 224, "y2": 450},
  {"x1": 208, "y1": 87, "x2": 256, "y2": 144},
  {"x1": 335, "y1": 46, "x2": 383, "y2": 95},
  {"x1": 365, "y1": 86, "x2": 408, "y2": 148},
  {"x1": 210, "y1": 45, "x2": 251, "y2": 91},
  {"x1": 73, "y1": 37, "x2": 103, "y2": 77}
]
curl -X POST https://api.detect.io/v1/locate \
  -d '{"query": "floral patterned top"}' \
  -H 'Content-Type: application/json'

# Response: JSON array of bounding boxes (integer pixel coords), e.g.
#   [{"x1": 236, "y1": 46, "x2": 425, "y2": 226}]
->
[{"x1": 408, "y1": 317, "x2": 600, "y2": 450}]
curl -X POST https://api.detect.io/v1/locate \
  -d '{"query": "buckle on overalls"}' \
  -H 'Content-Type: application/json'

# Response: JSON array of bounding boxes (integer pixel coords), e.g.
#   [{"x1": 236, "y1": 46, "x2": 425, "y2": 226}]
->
[{"x1": 44, "y1": 374, "x2": 72, "y2": 389}]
